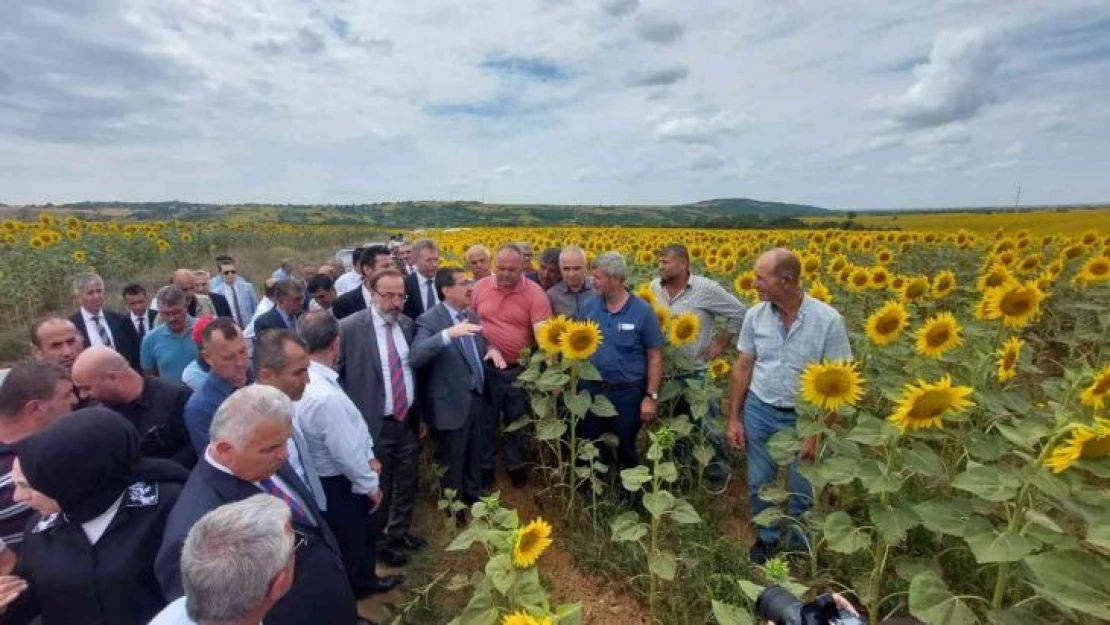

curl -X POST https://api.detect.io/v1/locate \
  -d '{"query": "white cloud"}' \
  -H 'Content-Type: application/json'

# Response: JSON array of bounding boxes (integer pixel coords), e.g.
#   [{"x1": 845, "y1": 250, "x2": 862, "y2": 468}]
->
[
  {"x1": 652, "y1": 110, "x2": 749, "y2": 144},
  {"x1": 1005, "y1": 141, "x2": 1024, "y2": 155}
]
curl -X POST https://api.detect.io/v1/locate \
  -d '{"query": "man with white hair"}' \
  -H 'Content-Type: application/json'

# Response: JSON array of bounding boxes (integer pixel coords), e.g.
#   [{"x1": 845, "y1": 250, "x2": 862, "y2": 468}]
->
[
  {"x1": 465, "y1": 244, "x2": 492, "y2": 281},
  {"x1": 156, "y1": 385, "x2": 359, "y2": 625},
  {"x1": 68, "y1": 272, "x2": 141, "y2": 369},
  {"x1": 148, "y1": 495, "x2": 294, "y2": 625},
  {"x1": 547, "y1": 245, "x2": 595, "y2": 319}
]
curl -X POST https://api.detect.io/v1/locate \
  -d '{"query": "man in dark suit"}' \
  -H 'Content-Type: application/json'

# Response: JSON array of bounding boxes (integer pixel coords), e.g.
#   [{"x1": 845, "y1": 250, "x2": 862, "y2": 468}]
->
[
  {"x1": 122, "y1": 283, "x2": 158, "y2": 344},
  {"x1": 402, "y1": 238, "x2": 441, "y2": 321},
  {"x1": 253, "y1": 279, "x2": 306, "y2": 337},
  {"x1": 70, "y1": 272, "x2": 141, "y2": 370},
  {"x1": 337, "y1": 269, "x2": 424, "y2": 567},
  {"x1": 410, "y1": 267, "x2": 488, "y2": 512},
  {"x1": 155, "y1": 384, "x2": 361, "y2": 625},
  {"x1": 332, "y1": 244, "x2": 394, "y2": 320}
]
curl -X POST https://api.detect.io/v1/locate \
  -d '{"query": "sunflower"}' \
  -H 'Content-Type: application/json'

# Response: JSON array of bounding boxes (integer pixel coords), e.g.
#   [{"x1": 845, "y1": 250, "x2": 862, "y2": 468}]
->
[
  {"x1": 976, "y1": 263, "x2": 1015, "y2": 292},
  {"x1": 180, "y1": 232, "x2": 194, "y2": 243},
  {"x1": 828, "y1": 254, "x2": 849, "y2": 274},
  {"x1": 875, "y1": 248, "x2": 895, "y2": 265},
  {"x1": 156, "y1": 239, "x2": 171, "y2": 254},
  {"x1": 560, "y1": 319, "x2": 602, "y2": 360},
  {"x1": 888, "y1": 375, "x2": 975, "y2": 432},
  {"x1": 982, "y1": 281, "x2": 1045, "y2": 329},
  {"x1": 29, "y1": 236, "x2": 45, "y2": 250},
  {"x1": 652, "y1": 304, "x2": 671, "y2": 330},
  {"x1": 1045, "y1": 418, "x2": 1110, "y2": 473},
  {"x1": 635, "y1": 283, "x2": 656, "y2": 305},
  {"x1": 71, "y1": 249, "x2": 87, "y2": 264},
  {"x1": 868, "y1": 266, "x2": 891, "y2": 290},
  {"x1": 734, "y1": 270, "x2": 756, "y2": 298},
  {"x1": 846, "y1": 267, "x2": 871, "y2": 292},
  {"x1": 667, "y1": 312, "x2": 699, "y2": 347},
  {"x1": 996, "y1": 336, "x2": 1023, "y2": 382},
  {"x1": 914, "y1": 312, "x2": 963, "y2": 358},
  {"x1": 536, "y1": 315, "x2": 570, "y2": 355},
  {"x1": 708, "y1": 358, "x2": 731, "y2": 380},
  {"x1": 1076, "y1": 255, "x2": 1110, "y2": 285},
  {"x1": 900, "y1": 276, "x2": 931, "y2": 302},
  {"x1": 512, "y1": 518, "x2": 553, "y2": 568},
  {"x1": 807, "y1": 281, "x2": 832, "y2": 305},
  {"x1": 931, "y1": 270, "x2": 956, "y2": 299},
  {"x1": 799, "y1": 360, "x2": 865, "y2": 412},
  {"x1": 1080, "y1": 365, "x2": 1110, "y2": 411},
  {"x1": 865, "y1": 300, "x2": 910, "y2": 346},
  {"x1": 502, "y1": 611, "x2": 539, "y2": 625}
]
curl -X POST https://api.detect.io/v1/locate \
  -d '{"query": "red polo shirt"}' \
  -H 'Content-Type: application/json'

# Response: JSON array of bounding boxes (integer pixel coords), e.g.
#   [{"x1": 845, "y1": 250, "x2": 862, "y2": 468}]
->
[{"x1": 472, "y1": 276, "x2": 552, "y2": 363}]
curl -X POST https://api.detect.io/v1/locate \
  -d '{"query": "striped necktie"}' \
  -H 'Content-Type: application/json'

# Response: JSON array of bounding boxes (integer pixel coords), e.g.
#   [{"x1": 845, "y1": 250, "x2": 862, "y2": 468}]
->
[
  {"x1": 259, "y1": 477, "x2": 313, "y2": 526},
  {"x1": 384, "y1": 321, "x2": 409, "y2": 420},
  {"x1": 92, "y1": 315, "x2": 113, "y2": 348}
]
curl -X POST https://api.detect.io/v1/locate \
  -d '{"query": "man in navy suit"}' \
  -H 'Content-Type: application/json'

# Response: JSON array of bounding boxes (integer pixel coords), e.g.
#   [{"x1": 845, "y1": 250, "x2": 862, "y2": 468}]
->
[
  {"x1": 410, "y1": 267, "x2": 489, "y2": 512},
  {"x1": 332, "y1": 245, "x2": 394, "y2": 321},
  {"x1": 122, "y1": 283, "x2": 158, "y2": 344},
  {"x1": 69, "y1": 272, "x2": 141, "y2": 370},
  {"x1": 402, "y1": 239, "x2": 441, "y2": 321},
  {"x1": 252, "y1": 279, "x2": 306, "y2": 338},
  {"x1": 155, "y1": 384, "x2": 360, "y2": 625}
]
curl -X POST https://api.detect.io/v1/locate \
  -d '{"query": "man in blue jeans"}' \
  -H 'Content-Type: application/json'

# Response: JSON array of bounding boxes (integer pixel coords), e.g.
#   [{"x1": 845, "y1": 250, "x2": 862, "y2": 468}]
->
[
  {"x1": 727, "y1": 248, "x2": 852, "y2": 564},
  {"x1": 580, "y1": 252, "x2": 664, "y2": 470}
]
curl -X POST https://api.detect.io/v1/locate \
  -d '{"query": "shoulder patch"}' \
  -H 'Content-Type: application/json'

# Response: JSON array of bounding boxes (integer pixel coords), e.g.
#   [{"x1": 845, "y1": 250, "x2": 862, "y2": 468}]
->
[{"x1": 123, "y1": 481, "x2": 159, "y2": 508}]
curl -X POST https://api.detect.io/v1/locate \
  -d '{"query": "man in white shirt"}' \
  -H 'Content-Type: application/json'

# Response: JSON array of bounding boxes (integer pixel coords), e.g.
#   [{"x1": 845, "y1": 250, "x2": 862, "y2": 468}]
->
[
  {"x1": 295, "y1": 311, "x2": 400, "y2": 598},
  {"x1": 122, "y1": 283, "x2": 156, "y2": 343},
  {"x1": 401, "y1": 239, "x2": 440, "y2": 320},
  {"x1": 333, "y1": 248, "x2": 365, "y2": 295},
  {"x1": 68, "y1": 272, "x2": 141, "y2": 369},
  {"x1": 149, "y1": 495, "x2": 295, "y2": 625}
]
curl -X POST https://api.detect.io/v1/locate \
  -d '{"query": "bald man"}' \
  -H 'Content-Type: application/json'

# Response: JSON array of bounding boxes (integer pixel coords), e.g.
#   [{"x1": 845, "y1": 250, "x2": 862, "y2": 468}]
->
[
  {"x1": 727, "y1": 248, "x2": 852, "y2": 564},
  {"x1": 30, "y1": 317, "x2": 84, "y2": 374},
  {"x1": 171, "y1": 268, "x2": 217, "y2": 319},
  {"x1": 72, "y1": 346, "x2": 196, "y2": 466}
]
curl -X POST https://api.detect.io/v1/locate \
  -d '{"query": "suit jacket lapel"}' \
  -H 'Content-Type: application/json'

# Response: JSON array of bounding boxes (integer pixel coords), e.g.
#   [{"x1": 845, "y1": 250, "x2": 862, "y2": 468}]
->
[
  {"x1": 364, "y1": 311, "x2": 384, "y2": 385},
  {"x1": 276, "y1": 463, "x2": 341, "y2": 554}
]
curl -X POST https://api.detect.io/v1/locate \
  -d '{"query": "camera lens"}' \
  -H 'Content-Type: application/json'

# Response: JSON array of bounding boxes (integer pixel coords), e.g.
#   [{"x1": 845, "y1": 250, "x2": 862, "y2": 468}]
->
[{"x1": 755, "y1": 585, "x2": 804, "y2": 625}]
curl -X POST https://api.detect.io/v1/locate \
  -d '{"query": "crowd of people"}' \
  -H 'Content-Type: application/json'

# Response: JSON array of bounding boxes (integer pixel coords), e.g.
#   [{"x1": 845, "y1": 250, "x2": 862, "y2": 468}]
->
[{"x1": 0, "y1": 236, "x2": 849, "y2": 625}]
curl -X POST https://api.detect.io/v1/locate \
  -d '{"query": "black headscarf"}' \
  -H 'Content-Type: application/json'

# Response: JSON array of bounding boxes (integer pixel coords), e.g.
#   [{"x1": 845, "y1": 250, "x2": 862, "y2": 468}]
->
[{"x1": 15, "y1": 407, "x2": 189, "y2": 523}]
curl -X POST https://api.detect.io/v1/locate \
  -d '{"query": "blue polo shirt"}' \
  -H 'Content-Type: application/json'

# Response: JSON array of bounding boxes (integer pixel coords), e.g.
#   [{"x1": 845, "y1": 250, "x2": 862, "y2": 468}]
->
[
  {"x1": 139, "y1": 318, "x2": 197, "y2": 382},
  {"x1": 582, "y1": 293, "x2": 665, "y2": 384}
]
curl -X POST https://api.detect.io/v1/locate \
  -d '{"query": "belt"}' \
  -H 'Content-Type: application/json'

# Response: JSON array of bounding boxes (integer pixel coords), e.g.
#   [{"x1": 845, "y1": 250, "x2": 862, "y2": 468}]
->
[
  {"x1": 599, "y1": 380, "x2": 642, "y2": 391},
  {"x1": 769, "y1": 404, "x2": 796, "y2": 413}
]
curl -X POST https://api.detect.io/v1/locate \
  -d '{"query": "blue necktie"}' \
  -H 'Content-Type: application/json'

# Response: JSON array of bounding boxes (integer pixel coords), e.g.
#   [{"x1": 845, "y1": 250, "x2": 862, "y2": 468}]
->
[{"x1": 456, "y1": 313, "x2": 484, "y2": 392}]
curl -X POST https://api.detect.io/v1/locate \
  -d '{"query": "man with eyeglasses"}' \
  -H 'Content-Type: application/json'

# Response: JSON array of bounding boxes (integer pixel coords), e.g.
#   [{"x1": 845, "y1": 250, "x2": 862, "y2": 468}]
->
[
  {"x1": 336, "y1": 269, "x2": 424, "y2": 568},
  {"x1": 211, "y1": 260, "x2": 258, "y2": 328}
]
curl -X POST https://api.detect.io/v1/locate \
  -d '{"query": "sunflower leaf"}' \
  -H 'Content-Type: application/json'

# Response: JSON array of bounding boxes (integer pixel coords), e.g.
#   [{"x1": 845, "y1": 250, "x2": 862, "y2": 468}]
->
[
  {"x1": 610, "y1": 511, "x2": 648, "y2": 543},
  {"x1": 668, "y1": 498, "x2": 701, "y2": 524},
  {"x1": 534, "y1": 417, "x2": 567, "y2": 441},
  {"x1": 899, "y1": 442, "x2": 943, "y2": 477},
  {"x1": 737, "y1": 579, "x2": 765, "y2": 602},
  {"x1": 590, "y1": 394, "x2": 619, "y2": 417},
  {"x1": 869, "y1": 503, "x2": 920, "y2": 545},
  {"x1": 1024, "y1": 550, "x2": 1110, "y2": 619},
  {"x1": 711, "y1": 600, "x2": 753, "y2": 625},
  {"x1": 563, "y1": 390, "x2": 592, "y2": 418},
  {"x1": 767, "y1": 430, "x2": 800, "y2": 465},
  {"x1": 575, "y1": 360, "x2": 603, "y2": 381},
  {"x1": 530, "y1": 394, "x2": 554, "y2": 419},
  {"x1": 912, "y1": 499, "x2": 974, "y2": 537},
  {"x1": 962, "y1": 517, "x2": 1035, "y2": 563},
  {"x1": 823, "y1": 511, "x2": 871, "y2": 554},
  {"x1": 951, "y1": 465, "x2": 1021, "y2": 502},
  {"x1": 643, "y1": 490, "x2": 676, "y2": 519},
  {"x1": 620, "y1": 466, "x2": 652, "y2": 492},
  {"x1": 485, "y1": 553, "x2": 516, "y2": 595},
  {"x1": 752, "y1": 507, "x2": 783, "y2": 527},
  {"x1": 846, "y1": 415, "x2": 899, "y2": 446},
  {"x1": 908, "y1": 571, "x2": 979, "y2": 625},
  {"x1": 655, "y1": 461, "x2": 679, "y2": 484},
  {"x1": 692, "y1": 444, "x2": 715, "y2": 468},
  {"x1": 648, "y1": 550, "x2": 677, "y2": 581}
]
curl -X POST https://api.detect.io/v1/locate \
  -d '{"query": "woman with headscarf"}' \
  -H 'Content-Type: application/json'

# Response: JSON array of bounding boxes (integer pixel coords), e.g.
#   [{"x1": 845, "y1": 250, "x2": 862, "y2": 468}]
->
[{"x1": 0, "y1": 407, "x2": 189, "y2": 625}]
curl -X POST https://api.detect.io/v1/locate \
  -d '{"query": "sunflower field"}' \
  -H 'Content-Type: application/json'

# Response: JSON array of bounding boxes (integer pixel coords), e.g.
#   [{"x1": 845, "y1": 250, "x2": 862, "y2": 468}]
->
[{"x1": 4, "y1": 212, "x2": 1110, "y2": 623}]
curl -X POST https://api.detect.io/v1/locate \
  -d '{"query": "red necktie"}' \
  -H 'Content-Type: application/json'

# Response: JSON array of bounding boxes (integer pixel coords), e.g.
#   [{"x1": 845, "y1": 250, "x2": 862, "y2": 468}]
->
[{"x1": 384, "y1": 322, "x2": 409, "y2": 420}]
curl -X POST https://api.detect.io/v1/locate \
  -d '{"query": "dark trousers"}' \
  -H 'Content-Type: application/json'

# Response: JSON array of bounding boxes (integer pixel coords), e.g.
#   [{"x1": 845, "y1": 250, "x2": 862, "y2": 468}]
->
[
  {"x1": 486, "y1": 366, "x2": 529, "y2": 472},
  {"x1": 376, "y1": 417, "x2": 420, "y2": 541},
  {"x1": 320, "y1": 475, "x2": 377, "y2": 594},
  {"x1": 578, "y1": 381, "x2": 645, "y2": 469},
  {"x1": 433, "y1": 392, "x2": 486, "y2": 504}
]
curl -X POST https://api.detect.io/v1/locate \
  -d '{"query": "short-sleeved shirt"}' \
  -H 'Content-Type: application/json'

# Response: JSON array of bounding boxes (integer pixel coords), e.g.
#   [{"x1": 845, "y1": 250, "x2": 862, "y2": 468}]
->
[
  {"x1": 737, "y1": 295, "x2": 852, "y2": 408},
  {"x1": 139, "y1": 318, "x2": 198, "y2": 382},
  {"x1": 652, "y1": 275, "x2": 747, "y2": 367},
  {"x1": 472, "y1": 276, "x2": 553, "y2": 363},
  {"x1": 583, "y1": 293, "x2": 665, "y2": 384},
  {"x1": 547, "y1": 281, "x2": 596, "y2": 319}
]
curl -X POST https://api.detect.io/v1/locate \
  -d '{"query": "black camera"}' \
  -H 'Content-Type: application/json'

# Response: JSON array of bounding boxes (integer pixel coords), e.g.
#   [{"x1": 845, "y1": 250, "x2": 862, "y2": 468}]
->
[{"x1": 755, "y1": 585, "x2": 867, "y2": 625}]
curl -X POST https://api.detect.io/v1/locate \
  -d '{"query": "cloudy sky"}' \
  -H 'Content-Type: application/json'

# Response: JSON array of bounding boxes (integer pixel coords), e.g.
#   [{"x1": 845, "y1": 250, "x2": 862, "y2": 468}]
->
[{"x1": 2, "y1": 0, "x2": 1109, "y2": 209}]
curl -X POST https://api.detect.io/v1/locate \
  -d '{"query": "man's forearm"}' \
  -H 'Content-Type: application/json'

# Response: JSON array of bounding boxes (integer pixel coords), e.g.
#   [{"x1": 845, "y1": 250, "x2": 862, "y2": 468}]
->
[
  {"x1": 646, "y1": 351, "x2": 663, "y2": 394},
  {"x1": 728, "y1": 365, "x2": 753, "y2": 422}
]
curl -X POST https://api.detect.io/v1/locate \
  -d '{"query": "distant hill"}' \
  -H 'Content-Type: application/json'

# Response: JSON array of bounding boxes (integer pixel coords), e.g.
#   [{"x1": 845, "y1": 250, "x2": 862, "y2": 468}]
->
[{"x1": 2, "y1": 198, "x2": 830, "y2": 228}]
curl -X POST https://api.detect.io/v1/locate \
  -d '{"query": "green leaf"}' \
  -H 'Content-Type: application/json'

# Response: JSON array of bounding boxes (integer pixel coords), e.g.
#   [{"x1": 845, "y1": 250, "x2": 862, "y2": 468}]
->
[
  {"x1": 643, "y1": 490, "x2": 676, "y2": 519},
  {"x1": 767, "y1": 430, "x2": 800, "y2": 465},
  {"x1": 453, "y1": 587, "x2": 501, "y2": 625},
  {"x1": 535, "y1": 417, "x2": 568, "y2": 441},
  {"x1": 759, "y1": 484, "x2": 792, "y2": 504},
  {"x1": 823, "y1": 511, "x2": 871, "y2": 554},
  {"x1": 908, "y1": 571, "x2": 979, "y2": 625},
  {"x1": 869, "y1": 503, "x2": 920, "y2": 545},
  {"x1": 446, "y1": 528, "x2": 477, "y2": 551},
  {"x1": 620, "y1": 466, "x2": 652, "y2": 492},
  {"x1": 986, "y1": 606, "x2": 1054, "y2": 625},
  {"x1": 900, "y1": 442, "x2": 943, "y2": 477},
  {"x1": 503, "y1": 416, "x2": 532, "y2": 433},
  {"x1": 648, "y1": 550, "x2": 677, "y2": 581},
  {"x1": 655, "y1": 461, "x2": 679, "y2": 484},
  {"x1": 590, "y1": 393, "x2": 619, "y2": 417},
  {"x1": 1024, "y1": 466, "x2": 1070, "y2": 502},
  {"x1": 564, "y1": 390, "x2": 592, "y2": 418},
  {"x1": 668, "y1": 498, "x2": 701, "y2": 524},
  {"x1": 964, "y1": 431, "x2": 1008, "y2": 462},
  {"x1": 693, "y1": 444, "x2": 714, "y2": 468},
  {"x1": 737, "y1": 580, "x2": 765, "y2": 602},
  {"x1": 995, "y1": 420, "x2": 1050, "y2": 449},
  {"x1": 513, "y1": 567, "x2": 549, "y2": 610},
  {"x1": 894, "y1": 557, "x2": 942, "y2": 583},
  {"x1": 485, "y1": 553, "x2": 515, "y2": 595},
  {"x1": 814, "y1": 456, "x2": 859, "y2": 486},
  {"x1": 1023, "y1": 509, "x2": 1064, "y2": 535},
  {"x1": 846, "y1": 415, "x2": 899, "y2": 446},
  {"x1": 576, "y1": 360, "x2": 603, "y2": 381},
  {"x1": 951, "y1": 465, "x2": 1021, "y2": 502},
  {"x1": 962, "y1": 517, "x2": 1035, "y2": 564},
  {"x1": 752, "y1": 507, "x2": 783, "y2": 527},
  {"x1": 554, "y1": 602, "x2": 584, "y2": 625},
  {"x1": 1087, "y1": 517, "x2": 1110, "y2": 551},
  {"x1": 610, "y1": 511, "x2": 648, "y2": 543},
  {"x1": 1024, "y1": 550, "x2": 1110, "y2": 619},
  {"x1": 711, "y1": 600, "x2": 753, "y2": 625},
  {"x1": 863, "y1": 469, "x2": 903, "y2": 495},
  {"x1": 530, "y1": 394, "x2": 554, "y2": 419},
  {"x1": 913, "y1": 499, "x2": 974, "y2": 537}
]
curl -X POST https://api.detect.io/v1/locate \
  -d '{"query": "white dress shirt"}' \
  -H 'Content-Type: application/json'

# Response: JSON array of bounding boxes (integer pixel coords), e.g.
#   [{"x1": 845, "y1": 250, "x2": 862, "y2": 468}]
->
[
  {"x1": 130, "y1": 312, "x2": 148, "y2": 335},
  {"x1": 81, "y1": 307, "x2": 115, "y2": 347},
  {"x1": 361, "y1": 285, "x2": 374, "y2": 310},
  {"x1": 334, "y1": 270, "x2": 362, "y2": 295},
  {"x1": 371, "y1": 307, "x2": 415, "y2": 416},
  {"x1": 81, "y1": 494, "x2": 124, "y2": 545},
  {"x1": 417, "y1": 273, "x2": 438, "y2": 311},
  {"x1": 295, "y1": 361, "x2": 379, "y2": 495}
]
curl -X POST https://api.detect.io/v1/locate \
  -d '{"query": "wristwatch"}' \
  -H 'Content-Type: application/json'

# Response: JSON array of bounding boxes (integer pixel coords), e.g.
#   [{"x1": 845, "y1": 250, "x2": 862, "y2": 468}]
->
[{"x1": 646, "y1": 392, "x2": 658, "y2": 401}]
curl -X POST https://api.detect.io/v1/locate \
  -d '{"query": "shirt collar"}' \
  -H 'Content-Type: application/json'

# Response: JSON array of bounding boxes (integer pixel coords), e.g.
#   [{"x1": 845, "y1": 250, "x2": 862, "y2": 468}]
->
[
  {"x1": 81, "y1": 307, "x2": 103, "y2": 321},
  {"x1": 308, "y1": 359, "x2": 339, "y2": 385},
  {"x1": 443, "y1": 302, "x2": 461, "y2": 320},
  {"x1": 204, "y1": 447, "x2": 236, "y2": 477},
  {"x1": 362, "y1": 284, "x2": 373, "y2": 308}
]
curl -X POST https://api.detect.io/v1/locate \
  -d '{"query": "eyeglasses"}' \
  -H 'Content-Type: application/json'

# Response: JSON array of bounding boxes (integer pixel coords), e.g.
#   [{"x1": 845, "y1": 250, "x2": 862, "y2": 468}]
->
[
  {"x1": 374, "y1": 291, "x2": 409, "y2": 302},
  {"x1": 293, "y1": 532, "x2": 308, "y2": 551}
]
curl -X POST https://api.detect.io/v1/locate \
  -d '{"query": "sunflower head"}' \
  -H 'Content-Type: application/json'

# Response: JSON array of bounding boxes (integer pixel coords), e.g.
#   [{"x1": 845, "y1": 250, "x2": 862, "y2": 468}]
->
[
  {"x1": 931, "y1": 270, "x2": 956, "y2": 298},
  {"x1": 914, "y1": 312, "x2": 963, "y2": 358},
  {"x1": 560, "y1": 319, "x2": 603, "y2": 360},
  {"x1": 734, "y1": 271, "x2": 756, "y2": 298},
  {"x1": 847, "y1": 267, "x2": 871, "y2": 292},
  {"x1": 865, "y1": 300, "x2": 910, "y2": 346},
  {"x1": 668, "y1": 312, "x2": 700, "y2": 347},
  {"x1": 536, "y1": 315, "x2": 570, "y2": 355},
  {"x1": 708, "y1": 358, "x2": 731, "y2": 380},
  {"x1": 996, "y1": 336, "x2": 1023, "y2": 382},
  {"x1": 1080, "y1": 364, "x2": 1110, "y2": 411},
  {"x1": 799, "y1": 360, "x2": 865, "y2": 412},
  {"x1": 71, "y1": 250, "x2": 87, "y2": 264},
  {"x1": 512, "y1": 518, "x2": 553, "y2": 568},
  {"x1": 652, "y1": 304, "x2": 671, "y2": 331},
  {"x1": 635, "y1": 283, "x2": 656, "y2": 305},
  {"x1": 888, "y1": 375, "x2": 975, "y2": 432},
  {"x1": 807, "y1": 281, "x2": 832, "y2": 305},
  {"x1": 983, "y1": 281, "x2": 1045, "y2": 329},
  {"x1": 900, "y1": 276, "x2": 931, "y2": 302},
  {"x1": 502, "y1": 611, "x2": 540, "y2": 625},
  {"x1": 1045, "y1": 418, "x2": 1110, "y2": 473},
  {"x1": 1077, "y1": 256, "x2": 1110, "y2": 285}
]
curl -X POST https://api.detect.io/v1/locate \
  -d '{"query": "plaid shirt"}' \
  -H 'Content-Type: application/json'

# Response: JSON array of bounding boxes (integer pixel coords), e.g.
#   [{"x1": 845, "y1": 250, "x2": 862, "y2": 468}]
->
[
  {"x1": 737, "y1": 295, "x2": 852, "y2": 408},
  {"x1": 652, "y1": 275, "x2": 747, "y2": 367}
]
